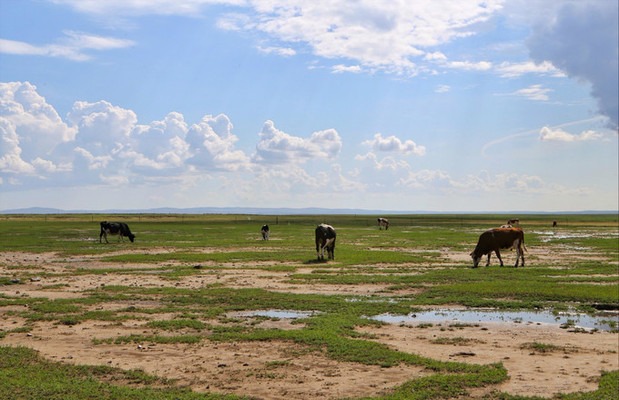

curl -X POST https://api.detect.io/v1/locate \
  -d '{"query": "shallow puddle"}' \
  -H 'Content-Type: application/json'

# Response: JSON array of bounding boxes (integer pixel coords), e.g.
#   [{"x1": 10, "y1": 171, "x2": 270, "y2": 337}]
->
[
  {"x1": 233, "y1": 309, "x2": 617, "y2": 331},
  {"x1": 371, "y1": 309, "x2": 618, "y2": 331},
  {"x1": 533, "y1": 230, "x2": 619, "y2": 243},
  {"x1": 233, "y1": 310, "x2": 319, "y2": 319}
]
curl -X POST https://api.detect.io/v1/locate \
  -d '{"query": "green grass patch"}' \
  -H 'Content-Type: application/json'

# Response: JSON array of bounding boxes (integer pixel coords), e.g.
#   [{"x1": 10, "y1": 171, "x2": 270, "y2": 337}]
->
[
  {"x1": 519, "y1": 342, "x2": 574, "y2": 354},
  {"x1": 145, "y1": 319, "x2": 207, "y2": 331}
]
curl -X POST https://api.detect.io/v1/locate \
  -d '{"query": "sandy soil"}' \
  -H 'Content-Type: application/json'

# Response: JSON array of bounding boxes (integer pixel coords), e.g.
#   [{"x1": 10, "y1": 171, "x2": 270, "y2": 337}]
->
[{"x1": 1, "y1": 245, "x2": 618, "y2": 399}]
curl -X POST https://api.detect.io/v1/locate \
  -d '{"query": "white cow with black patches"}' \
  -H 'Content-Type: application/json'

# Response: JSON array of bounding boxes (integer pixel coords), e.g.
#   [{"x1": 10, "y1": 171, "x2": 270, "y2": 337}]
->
[{"x1": 315, "y1": 223, "x2": 336, "y2": 260}]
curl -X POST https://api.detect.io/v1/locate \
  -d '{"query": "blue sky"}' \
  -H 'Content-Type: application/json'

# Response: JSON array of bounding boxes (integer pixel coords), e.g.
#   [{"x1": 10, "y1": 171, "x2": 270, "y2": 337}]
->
[{"x1": 1, "y1": 0, "x2": 617, "y2": 212}]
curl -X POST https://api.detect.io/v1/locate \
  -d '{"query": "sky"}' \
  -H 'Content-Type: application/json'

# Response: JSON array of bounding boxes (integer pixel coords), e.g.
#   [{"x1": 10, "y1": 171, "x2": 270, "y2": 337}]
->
[{"x1": 0, "y1": 0, "x2": 617, "y2": 212}]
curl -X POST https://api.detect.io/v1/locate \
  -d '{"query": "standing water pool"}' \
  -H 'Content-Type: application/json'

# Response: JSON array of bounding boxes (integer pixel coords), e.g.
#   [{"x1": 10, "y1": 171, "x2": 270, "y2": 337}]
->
[{"x1": 371, "y1": 309, "x2": 618, "y2": 331}]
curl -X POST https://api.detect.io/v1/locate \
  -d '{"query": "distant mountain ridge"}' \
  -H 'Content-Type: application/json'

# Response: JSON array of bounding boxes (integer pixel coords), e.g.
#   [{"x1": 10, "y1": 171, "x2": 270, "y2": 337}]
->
[{"x1": 0, "y1": 206, "x2": 616, "y2": 215}]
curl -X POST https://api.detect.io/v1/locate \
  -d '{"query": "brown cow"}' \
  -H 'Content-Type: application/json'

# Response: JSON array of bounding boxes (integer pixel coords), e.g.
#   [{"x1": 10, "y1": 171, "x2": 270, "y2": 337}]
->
[
  {"x1": 377, "y1": 218, "x2": 389, "y2": 230},
  {"x1": 470, "y1": 227, "x2": 525, "y2": 267}
]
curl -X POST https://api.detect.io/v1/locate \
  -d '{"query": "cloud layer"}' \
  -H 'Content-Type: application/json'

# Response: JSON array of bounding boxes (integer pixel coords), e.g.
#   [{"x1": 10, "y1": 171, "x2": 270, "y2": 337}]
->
[
  {"x1": 0, "y1": 82, "x2": 346, "y2": 188},
  {"x1": 2, "y1": 81, "x2": 599, "y2": 206},
  {"x1": 527, "y1": 1, "x2": 619, "y2": 129},
  {"x1": 0, "y1": 31, "x2": 135, "y2": 61}
]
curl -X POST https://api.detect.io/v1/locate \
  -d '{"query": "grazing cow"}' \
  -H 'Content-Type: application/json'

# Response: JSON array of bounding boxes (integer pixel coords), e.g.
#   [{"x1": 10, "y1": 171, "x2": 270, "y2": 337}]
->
[
  {"x1": 552, "y1": 221, "x2": 557, "y2": 228},
  {"x1": 507, "y1": 218, "x2": 520, "y2": 226},
  {"x1": 470, "y1": 227, "x2": 525, "y2": 268},
  {"x1": 99, "y1": 221, "x2": 135, "y2": 243},
  {"x1": 315, "y1": 224, "x2": 336, "y2": 260},
  {"x1": 261, "y1": 224, "x2": 270, "y2": 240},
  {"x1": 377, "y1": 218, "x2": 389, "y2": 230}
]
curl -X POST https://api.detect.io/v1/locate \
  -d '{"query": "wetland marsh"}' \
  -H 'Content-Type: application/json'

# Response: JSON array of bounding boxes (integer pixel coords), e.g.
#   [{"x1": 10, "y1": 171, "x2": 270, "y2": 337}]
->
[{"x1": 0, "y1": 213, "x2": 617, "y2": 399}]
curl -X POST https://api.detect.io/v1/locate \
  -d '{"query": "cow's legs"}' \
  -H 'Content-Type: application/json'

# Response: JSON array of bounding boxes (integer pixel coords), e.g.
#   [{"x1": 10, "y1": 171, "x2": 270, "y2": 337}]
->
[
  {"x1": 485, "y1": 253, "x2": 491, "y2": 266},
  {"x1": 514, "y1": 241, "x2": 524, "y2": 267},
  {"x1": 318, "y1": 238, "x2": 335, "y2": 260},
  {"x1": 327, "y1": 244, "x2": 335, "y2": 260},
  {"x1": 323, "y1": 238, "x2": 334, "y2": 260},
  {"x1": 101, "y1": 232, "x2": 109, "y2": 243},
  {"x1": 495, "y1": 250, "x2": 504, "y2": 266}
]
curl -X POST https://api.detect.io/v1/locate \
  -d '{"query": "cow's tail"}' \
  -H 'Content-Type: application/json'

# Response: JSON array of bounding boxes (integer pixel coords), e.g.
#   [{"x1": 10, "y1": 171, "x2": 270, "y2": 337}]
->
[{"x1": 521, "y1": 235, "x2": 528, "y2": 253}]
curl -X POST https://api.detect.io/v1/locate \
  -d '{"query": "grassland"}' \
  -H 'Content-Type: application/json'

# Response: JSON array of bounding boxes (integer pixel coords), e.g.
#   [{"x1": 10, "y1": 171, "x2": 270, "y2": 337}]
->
[{"x1": 0, "y1": 213, "x2": 617, "y2": 399}]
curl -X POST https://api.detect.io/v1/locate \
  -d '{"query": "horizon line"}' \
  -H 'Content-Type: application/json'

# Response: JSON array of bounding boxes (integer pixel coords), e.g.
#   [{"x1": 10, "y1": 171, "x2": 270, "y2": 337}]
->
[{"x1": 1, "y1": 206, "x2": 617, "y2": 215}]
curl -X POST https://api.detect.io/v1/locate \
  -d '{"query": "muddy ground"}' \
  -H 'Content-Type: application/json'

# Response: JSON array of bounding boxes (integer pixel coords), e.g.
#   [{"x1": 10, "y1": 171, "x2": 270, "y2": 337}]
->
[{"x1": 0, "y1": 245, "x2": 617, "y2": 399}]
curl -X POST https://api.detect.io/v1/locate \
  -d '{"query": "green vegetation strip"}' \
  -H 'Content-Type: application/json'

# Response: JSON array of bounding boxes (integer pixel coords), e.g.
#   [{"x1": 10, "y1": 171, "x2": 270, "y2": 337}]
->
[{"x1": 0, "y1": 346, "x2": 245, "y2": 400}]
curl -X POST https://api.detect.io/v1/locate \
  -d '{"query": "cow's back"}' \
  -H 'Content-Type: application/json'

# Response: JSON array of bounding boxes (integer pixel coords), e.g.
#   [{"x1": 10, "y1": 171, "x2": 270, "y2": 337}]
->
[
  {"x1": 497, "y1": 227, "x2": 523, "y2": 249},
  {"x1": 476, "y1": 227, "x2": 523, "y2": 253}
]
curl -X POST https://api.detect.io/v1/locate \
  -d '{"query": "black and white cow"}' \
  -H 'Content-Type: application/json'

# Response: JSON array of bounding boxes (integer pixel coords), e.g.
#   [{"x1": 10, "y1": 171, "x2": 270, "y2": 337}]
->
[
  {"x1": 99, "y1": 221, "x2": 135, "y2": 243},
  {"x1": 261, "y1": 224, "x2": 270, "y2": 240},
  {"x1": 377, "y1": 218, "x2": 389, "y2": 230},
  {"x1": 315, "y1": 223, "x2": 336, "y2": 260}
]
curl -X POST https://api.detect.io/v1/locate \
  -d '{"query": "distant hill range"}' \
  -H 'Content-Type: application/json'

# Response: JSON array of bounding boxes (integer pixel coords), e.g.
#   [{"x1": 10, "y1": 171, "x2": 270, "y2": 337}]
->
[{"x1": 0, "y1": 206, "x2": 616, "y2": 215}]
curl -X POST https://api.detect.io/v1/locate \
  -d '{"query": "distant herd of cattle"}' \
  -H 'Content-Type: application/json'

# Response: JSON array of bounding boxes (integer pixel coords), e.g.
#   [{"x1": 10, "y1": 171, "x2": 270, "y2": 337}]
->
[{"x1": 99, "y1": 218, "x2": 559, "y2": 267}]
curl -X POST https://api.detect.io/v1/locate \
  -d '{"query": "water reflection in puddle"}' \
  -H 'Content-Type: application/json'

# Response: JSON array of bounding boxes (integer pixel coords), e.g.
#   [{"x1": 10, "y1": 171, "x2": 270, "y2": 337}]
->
[
  {"x1": 235, "y1": 310, "x2": 319, "y2": 319},
  {"x1": 371, "y1": 309, "x2": 618, "y2": 331}
]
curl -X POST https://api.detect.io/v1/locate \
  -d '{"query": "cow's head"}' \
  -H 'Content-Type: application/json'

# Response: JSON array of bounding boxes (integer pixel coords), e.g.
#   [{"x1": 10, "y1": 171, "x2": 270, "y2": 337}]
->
[
  {"x1": 128, "y1": 233, "x2": 136, "y2": 242},
  {"x1": 470, "y1": 251, "x2": 481, "y2": 267}
]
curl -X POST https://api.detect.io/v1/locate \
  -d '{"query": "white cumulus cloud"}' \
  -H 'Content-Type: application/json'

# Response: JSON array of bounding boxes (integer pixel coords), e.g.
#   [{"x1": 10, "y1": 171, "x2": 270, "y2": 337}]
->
[
  {"x1": 186, "y1": 114, "x2": 249, "y2": 171},
  {"x1": 362, "y1": 133, "x2": 426, "y2": 156},
  {"x1": 0, "y1": 82, "x2": 253, "y2": 186},
  {"x1": 0, "y1": 82, "x2": 77, "y2": 176},
  {"x1": 253, "y1": 120, "x2": 342, "y2": 164}
]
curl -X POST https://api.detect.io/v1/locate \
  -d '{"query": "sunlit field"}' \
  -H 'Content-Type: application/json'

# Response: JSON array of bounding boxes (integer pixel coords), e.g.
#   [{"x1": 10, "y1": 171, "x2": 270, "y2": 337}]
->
[{"x1": 1, "y1": 213, "x2": 617, "y2": 400}]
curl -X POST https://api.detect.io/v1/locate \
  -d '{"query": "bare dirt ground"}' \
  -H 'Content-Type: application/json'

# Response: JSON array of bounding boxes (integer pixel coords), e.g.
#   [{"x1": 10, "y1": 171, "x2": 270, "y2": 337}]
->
[{"x1": 1, "y1": 245, "x2": 618, "y2": 400}]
